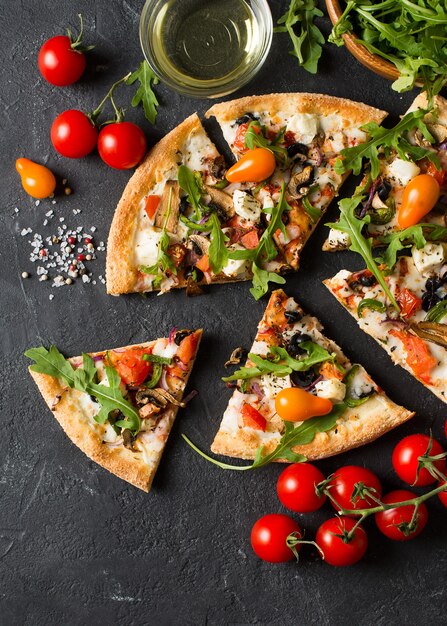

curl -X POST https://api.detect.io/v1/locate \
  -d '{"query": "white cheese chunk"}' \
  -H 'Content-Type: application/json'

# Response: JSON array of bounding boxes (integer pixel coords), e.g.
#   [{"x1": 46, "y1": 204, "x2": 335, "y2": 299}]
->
[
  {"x1": 327, "y1": 228, "x2": 350, "y2": 249},
  {"x1": 350, "y1": 369, "x2": 375, "y2": 399},
  {"x1": 314, "y1": 379, "x2": 346, "y2": 403},
  {"x1": 412, "y1": 243, "x2": 446, "y2": 276},
  {"x1": 222, "y1": 245, "x2": 250, "y2": 277},
  {"x1": 287, "y1": 113, "x2": 318, "y2": 144},
  {"x1": 233, "y1": 189, "x2": 262, "y2": 221},
  {"x1": 134, "y1": 227, "x2": 163, "y2": 267},
  {"x1": 386, "y1": 158, "x2": 420, "y2": 186},
  {"x1": 262, "y1": 374, "x2": 292, "y2": 400}
]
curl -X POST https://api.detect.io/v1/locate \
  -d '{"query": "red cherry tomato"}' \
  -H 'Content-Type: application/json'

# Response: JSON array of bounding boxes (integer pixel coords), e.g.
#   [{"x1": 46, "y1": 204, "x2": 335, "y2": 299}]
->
[
  {"x1": 438, "y1": 481, "x2": 447, "y2": 508},
  {"x1": 250, "y1": 514, "x2": 301, "y2": 563},
  {"x1": 316, "y1": 517, "x2": 368, "y2": 567},
  {"x1": 98, "y1": 122, "x2": 147, "y2": 170},
  {"x1": 392, "y1": 434, "x2": 445, "y2": 486},
  {"x1": 327, "y1": 465, "x2": 382, "y2": 515},
  {"x1": 226, "y1": 148, "x2": 276, "y2": 183},
  {"x1": 375, "y1": 490, "x2": 428, "y2": 541},
  {"x1": 38, "y1": 35, "x2": 86, "y2": 86},
  {"x1": 51, "y1": 110, "x2": 98, "y2": 158},
  {"x1": 277, "y1": 463, "x2": 326, "y2": 513},
  {"x1": 397, "y1": 174, "x2": 440, "y2": 228},
  {"x1": 275, "y1": 387, "x2": 333, "y2": 422},
  {"x1": 106, "y1": 348, "x2": 152, "y2": 386}
]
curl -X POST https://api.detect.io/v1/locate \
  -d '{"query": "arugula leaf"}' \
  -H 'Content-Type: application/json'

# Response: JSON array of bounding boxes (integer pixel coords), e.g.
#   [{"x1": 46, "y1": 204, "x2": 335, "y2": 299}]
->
[
  {"x1": 425, "y1": 300, "x2": 447, "y2": 323},
  {"x1": 250, "y1": 265, "x2": 286, "y2": 301},
  {"x1": 140, "y1": 189, "x2": 177, "y2": 281},
  {"x1": 326, "y1": 194, "x2": 400, "y2": 311},
  {"x1": 182, "y1": 403, "x2": 346, "y2": 470},
  {"x1": 245, "y1": 121, "x2": 288, "y2": 163},
  {"x1": 378, "y1": 223, "x2": 447, "y2": 269},
  {"x1": 275, "y1": 0, "x2": 325, "y2": 74},
  {"x1": 222, "y1": 341, "x2": 335, "y2": 383},
  {"x1": 25, "y1": 346, "x2": 141, "y2": 434},
  {"x1": 178, "y1": 165, "x2": 203, "y2": 219},
  {"x1": 209, "y1": 213, "x2": 229, "y2": 275},
  {"x1": 126, "y1": 61, "x2": 159, "y2": 124},
  {"x1": 334, "y1": 110, "x2": 439, "y2": 179},
  {"x1": 302, "y1": 195, "x2": 322, "y2": 223},
  {"x1": 357, "y1": 298, "x2": 386, "y2": 318}
]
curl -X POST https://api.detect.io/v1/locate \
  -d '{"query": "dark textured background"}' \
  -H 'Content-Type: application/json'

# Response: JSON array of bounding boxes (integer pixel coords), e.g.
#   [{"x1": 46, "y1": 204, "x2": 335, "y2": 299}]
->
[{"x1": 1, "y1": 1, "x2": 447, "y2": 624}]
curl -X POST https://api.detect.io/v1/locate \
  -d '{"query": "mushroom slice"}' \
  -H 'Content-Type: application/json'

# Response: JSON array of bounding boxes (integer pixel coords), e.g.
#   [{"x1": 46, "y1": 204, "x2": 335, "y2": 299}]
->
[
  {"x1": 204, "y1": 185, "x2": 235, "y2": 219},
  {"x1": 136, "y1": 387, "x2": 185, "y2": 408},
  {"x1": 225, "y1": 347, "x2": 248, "y2": 367},
  {"x1": 188, "y1": 234, "x2": 210, "y2": 257},
  {"x1": 287, "y1": 165, "x2": 314, "y2": 199},
  {"x1": 155, "y1": 180, "x2": 180, "y2": 233},
  {"x1": 409, "y1": 321, "x2": 447, "y2": 348}
]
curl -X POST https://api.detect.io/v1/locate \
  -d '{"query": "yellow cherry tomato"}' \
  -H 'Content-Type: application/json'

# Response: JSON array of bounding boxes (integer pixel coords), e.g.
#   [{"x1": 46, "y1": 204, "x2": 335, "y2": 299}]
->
[
  {"x1": 226, "y1": 148, "x2": 276, "y2": 183},
  {"x1": 16, "y1": 158, "x2": 56, "y2": 199},
  {"x1": 275, "y1": 387, "x2": 333, "y2": 422},
  {"x1": 397, "y1": 174, "x2": 440, "y2": 229}
]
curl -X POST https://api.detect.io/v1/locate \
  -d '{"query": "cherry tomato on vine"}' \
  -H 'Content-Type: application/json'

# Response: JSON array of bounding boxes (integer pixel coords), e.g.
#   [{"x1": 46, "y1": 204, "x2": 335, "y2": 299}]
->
[
  {"x1": 275, "y1": 387, "x2": 333, "y2": 423},
  {"x1": 277, "y1": 463, "x2": 326, "y2": 513},
  {"x1": 397, "y1": 174, "x2": 440, "y2": 229},
  {"x1": 438, "y1": 481, "x2": 447, "y2": 508},
  {"x1": 375, "y1": 490, "x2": 428, "y2": 541},
  {"x1": 39, "y1": 35, "x2": 86, "y2": 86},
  {"x1": 106, "y1": 348, "x2": 152, "y2": 386},
  {"x1": 15, "y1": 158, "x2": 56, "y2": 199},
  {"x1": 51, "y1": 110, "x2": 98, "y2": 158},
  {"x1": 392, "y1": 434, "x2": 445, "y2": 487},
  {"x1": 98, "y1": 122, "x2": 147, "y2": 169},
  {"x1": 226, "y1": 148, "x2": 276, "y2": 183},
  {"x1": 327, "y1": 466, "x2": 382, "y2": 515},
  {"x1": 250, "y1": 514, "x2": 301, "y2": 563},
  {"x1": 316, "y1": 517, "x2": 368, "y2": 567}
]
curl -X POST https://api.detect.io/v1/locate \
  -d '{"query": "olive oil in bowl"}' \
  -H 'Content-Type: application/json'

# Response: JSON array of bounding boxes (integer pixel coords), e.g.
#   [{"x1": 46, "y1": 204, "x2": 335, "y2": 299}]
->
[{"x1": 140, "y1": 0, "x2": 272, "y2": 97}]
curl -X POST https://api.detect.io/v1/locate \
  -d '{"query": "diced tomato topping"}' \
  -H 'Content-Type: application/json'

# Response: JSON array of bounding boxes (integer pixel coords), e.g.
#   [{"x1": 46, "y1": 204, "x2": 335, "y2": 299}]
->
[
  {"x1": 240, "y1": 229, "x2": 260, "y2": 249},
  {"x1": 425, "y1": 160, "x2": 446, "y2": 187},
  {"x1": 195, "y1": 254, "x2": 210, "y2": 273},
  {"x1": 397, "y1": 288, "x2": 422, "y2": 319},
  {"x1": 389, "y1": 329, "x2": 437, "y2": 384},
  {"x1": 168, "y1": 243, "x2": 187, "y2": 268},
  {"x1": 106, "y1": 347, "x2": 152, "y2": 386},
  {"x1": 176, "y1": 332, "x2": 200, "y2": 365},
  {"x1": 319, "y1": 361, "x2": 344, "y2": 381},
  {"x1": 233, "y1": 122, "x2": 261, "y2": 152},
  {"x1": 241, "y1": 404, "x2": 267, "y2": 431},
  {"x1": 144, "y1": 195, "x2": 160, "y2": 220},
  {"x1": 284, "y1": 131, "x2": 296, "y2": 147}
]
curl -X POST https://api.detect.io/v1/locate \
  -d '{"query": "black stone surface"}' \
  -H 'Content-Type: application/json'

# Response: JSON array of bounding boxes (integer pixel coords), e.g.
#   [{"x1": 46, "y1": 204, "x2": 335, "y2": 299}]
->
[{"x1": 2, "y1": 1, "x2": 447, "y2": 624}]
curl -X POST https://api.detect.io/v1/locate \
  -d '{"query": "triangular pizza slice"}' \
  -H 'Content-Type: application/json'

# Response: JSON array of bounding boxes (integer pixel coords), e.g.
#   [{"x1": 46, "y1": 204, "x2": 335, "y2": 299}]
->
[
  {"x1": 26, "y1": 330, "x2": 202, "y2": 491},
  {"x1": 211, "y1": 290, "x2": 412, "y2": 461},
  {"x1": 106, "y1": 94, "x2": 386, "y2": 300}
]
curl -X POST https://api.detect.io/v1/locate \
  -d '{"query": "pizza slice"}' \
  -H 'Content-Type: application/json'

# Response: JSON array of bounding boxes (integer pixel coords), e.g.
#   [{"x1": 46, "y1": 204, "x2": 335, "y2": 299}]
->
[
  {"x1": 106, "y1": 94, "x2": 386, "y2": 300},
  {"x1": 211, "y1": 290, "x2": 412, "y2": 461},
  {"x1": 206, "y1": 93, "x2": 387, "y2": 270},
  {"x1": 324, "y1": 92, "x2": 447, "y2": 252},
  {"x1": 26, "y1": 329, "x2": 202, "y2": 491},
  {"x1": 324, "y1": 261, "x2": 447, "y2": 404}
]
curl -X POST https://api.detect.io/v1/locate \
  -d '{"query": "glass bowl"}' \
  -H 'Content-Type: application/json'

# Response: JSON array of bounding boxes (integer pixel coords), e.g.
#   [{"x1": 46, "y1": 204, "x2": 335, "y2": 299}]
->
[{"x1": 139, "y1": 0, "x2": 273, "y2": 99}]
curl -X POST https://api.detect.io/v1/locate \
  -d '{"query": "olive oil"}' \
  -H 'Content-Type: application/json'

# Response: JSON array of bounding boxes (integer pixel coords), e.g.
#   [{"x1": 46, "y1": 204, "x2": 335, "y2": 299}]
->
[{"x1": 150, "y1": 0, "x2": 260, "y2": 83}]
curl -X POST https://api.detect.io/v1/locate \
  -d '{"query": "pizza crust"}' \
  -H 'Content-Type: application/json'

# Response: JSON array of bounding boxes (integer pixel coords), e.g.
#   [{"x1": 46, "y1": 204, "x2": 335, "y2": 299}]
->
[
  {"x1": 106, "y1": 114, "x2": 216, "y2": 295},
  {"x1": 206, "y1": 92, "x2": 387, "y2": 126},
  {"x1": 29, "y1": 335, "x2": 202, "y2": 492}
]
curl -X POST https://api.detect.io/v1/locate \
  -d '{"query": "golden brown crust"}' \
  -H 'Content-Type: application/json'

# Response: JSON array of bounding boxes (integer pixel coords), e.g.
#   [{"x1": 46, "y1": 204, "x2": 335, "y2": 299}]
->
[
  {"x1": 210, "y1": 289, "x2": 413, "y2": 462},
  {"x1": 29, "y1": 334, "x2": 202, "y2": 492},
  {"x1": 106, "y1": 114, "x2": 211, "y2": 295},
  {"x1": 206, "y1": 92, "x2": 387, "y2": 126}
]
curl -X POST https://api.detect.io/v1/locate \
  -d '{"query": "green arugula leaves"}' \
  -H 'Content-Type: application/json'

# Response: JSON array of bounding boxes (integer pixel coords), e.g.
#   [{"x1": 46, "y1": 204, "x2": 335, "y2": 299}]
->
[
  {"x1": 25, "y1": 346, "x2": 141, "y2": 434},
  {"x1": 127, "y1": 61, "x2": 159, "y2": 124},
  {"x1": 334, "y1": 110, "x2": 439, "y2": 179},
  {"x1": 275, "y1": 0, "x2": 325, "y2": 74},
  {"x1": 140, "y1": 188, "x2": 176, "y2": 285},
  {"x1": 378, "y1": 223, "x2": 447, "y2": 269},
  {"x1": 245, "y1": 121, "x2": 288, "y2": 163}
]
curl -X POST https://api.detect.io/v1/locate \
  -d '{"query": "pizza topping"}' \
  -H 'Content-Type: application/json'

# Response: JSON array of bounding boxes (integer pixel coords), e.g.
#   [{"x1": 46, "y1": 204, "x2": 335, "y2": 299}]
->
[
  {"x1": 314, "y1": 378, "x2": 346, "y2": 403},
  {"x1": 226, "y1": 148, "x2": 276, "y2": 183},
  {"x1": 389, "y1": 329, "x2": 437, "y2": 383},
  {"x1": 287, "y1": 164, "x2": 313, "y2": 199},
  {"x1": 232, "y1": 189, "x2": 262, "y2": 221},
  {"x1": 409, "y1": 321, "x2": 447, "y2": 350},
  {"x1": 397, "y1": 174, "x2": 440, "y2": 229},
  {"x1": 412, "y1": 243, "x2": 446, "y2": 277},
  {"x1": 155, "y1": 181, "x2": 180, "y2": 232},
  {"x1": 397, "y1": 288, "x2": 422, "y2": 319},
  {"x1": 275, "y1": 387, "x2": 333, "y2": 422},
  {"x1": 386, "y1": 158, "x2": 421, "y2": 188},
  {"x1": 241, "y1": 404, "x2": 267, "y2": 431},
  {"x1": 204, "y1": 185, "x2": 235, "y2": 219}
]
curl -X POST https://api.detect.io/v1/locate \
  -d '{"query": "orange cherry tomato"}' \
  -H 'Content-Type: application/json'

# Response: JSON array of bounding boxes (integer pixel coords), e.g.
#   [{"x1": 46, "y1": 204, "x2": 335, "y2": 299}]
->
[
  {"x1": 16, "y1": 158, "x2": 56, "y2": 199},
  {"x1": 275, "y1": 388, "x2": 333, "y2": 422},
  {"x1": 226, "y1": 148, "x2": 276, "y2": 183},
  {"x1": 106, "y1": 347, "x2": 152, "y2": 386},
  {"x1": 397, "y1": 174, "x2": 440, "y2": 229}
]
